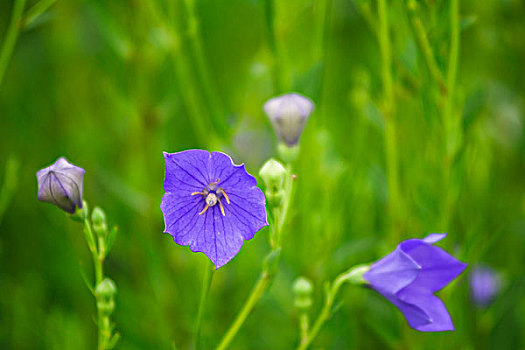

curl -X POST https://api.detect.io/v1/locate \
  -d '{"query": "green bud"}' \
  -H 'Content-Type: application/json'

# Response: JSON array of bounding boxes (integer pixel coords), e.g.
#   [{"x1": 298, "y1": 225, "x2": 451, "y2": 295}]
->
[
  {"x1": 342, "y1": 264, "x2": 370, "y2": 285},
  {"x1": 277, "y1": 143, "x2": 299, "y2": 163},
  {"x1": 95, "y1": 278, "x2": 117, "y2": 315},
  {"x1": 92, "y1": 206, "x2": 107, "y2": 238},
  {"x1": 259, "y1": 159, "x2": 287, "y2": 207},
  {"x1": 293, "y1": 277, "x2": 313, "y2": 310}
]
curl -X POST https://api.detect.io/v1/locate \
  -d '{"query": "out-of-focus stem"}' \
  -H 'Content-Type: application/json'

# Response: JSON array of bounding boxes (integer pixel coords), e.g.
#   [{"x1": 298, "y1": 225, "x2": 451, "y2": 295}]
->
[
  {"x1": 296, "y1": 274, "x2": 347, "y2": 350},
  {"x1": 22, "y1": 0, "x2": 57, "y2": 29},
  {"x1": 194, "y1": 259, "x2": 214, "y2": 350},
  {"x1": 0, "y1": 0, "x2": 26, "y2": 88},
  {"x1": 263, "y1": 0, "x2": 284, "y2": 93},
  {"x1": 407, "y1": 3, "x2": 447, "y2": 92},
  {"x1": 378, "y1": 0, "x2": 401, "y2": 244},
  {"x1": 215, "y1": 269, "x2": 274, "y2": 350},
  {"x1": 441, "y1": 0, "x2": 460, "y2": 229},
  {"x1": 298, "y1": 312, "x2": 309, "y2": 347},
  {"x1": 183, "y1": 0, "x2": 227, "y2": 136}
]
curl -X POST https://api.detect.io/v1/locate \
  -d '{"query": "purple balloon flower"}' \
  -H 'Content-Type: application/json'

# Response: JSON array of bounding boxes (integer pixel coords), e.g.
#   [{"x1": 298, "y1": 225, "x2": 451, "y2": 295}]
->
[
  {"x1": 469, "y1": 265, "x2": 500, "y2": 307},
  {"x1": 37, "y1": 157, "x2": 85, "y2": 214},
  {"x1": 364, "y1": 233, "x2": 467, "y2": 332},
  {"x1": 161, "y1": 150, "x2": 268, "y2": 269}
]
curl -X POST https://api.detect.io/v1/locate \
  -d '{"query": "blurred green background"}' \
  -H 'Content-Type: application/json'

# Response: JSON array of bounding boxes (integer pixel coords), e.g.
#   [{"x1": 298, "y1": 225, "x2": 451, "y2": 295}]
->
[{"x1": 1, "y1": 0, "x2": 524, "y2": 349}]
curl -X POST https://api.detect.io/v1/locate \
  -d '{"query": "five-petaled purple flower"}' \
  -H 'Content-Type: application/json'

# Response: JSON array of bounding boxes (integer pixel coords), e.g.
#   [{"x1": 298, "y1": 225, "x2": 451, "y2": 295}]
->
[
  {"x1": 37, "y1": 157, "x2": 85, "y2": 214},
  {"x1": 161, "y1": 150, "x2": 268, "y2": 269},
  {"x1": 364, "y1": 233, "x2": 467, "y2": 332}
]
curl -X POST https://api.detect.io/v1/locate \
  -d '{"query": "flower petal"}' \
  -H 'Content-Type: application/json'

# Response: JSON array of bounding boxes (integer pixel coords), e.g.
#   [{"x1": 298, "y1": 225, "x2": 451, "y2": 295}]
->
[
  {"x1": 163, "y1": 150, "x2": 210, "y2": 192},
  {"x1": 422, "y1": 233, "x2": 447, "y2": 244},
  {"x1": 363, "y1": 246, "x2": 420, "y2": 295},
  {"x1": 400, "y1": 239, "x2": 467, "y2": 293},
  {"x1": 395, "y1": 290, "x2": 455, "y2": 332},
  {"x1": 161, "y1": 192, "x2": 247, "y2": 268}
]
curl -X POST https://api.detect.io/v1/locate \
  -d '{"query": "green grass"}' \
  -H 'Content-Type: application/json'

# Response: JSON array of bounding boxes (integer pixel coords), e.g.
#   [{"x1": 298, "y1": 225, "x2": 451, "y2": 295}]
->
[{"x1": 1, "y1": 0, "x2": 524, "y2": 349}]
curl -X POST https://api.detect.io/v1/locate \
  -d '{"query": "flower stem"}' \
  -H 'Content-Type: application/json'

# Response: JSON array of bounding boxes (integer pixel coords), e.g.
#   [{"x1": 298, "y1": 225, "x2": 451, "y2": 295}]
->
[
  {"x1": 0, "y1": 0, "x2": 26, "y2": 88},
  {"x1": 296, "y1": 274, "x2": 348, "y2": 350},
  {"x1": 215, "y1": 269, "x2": 274, "y2": 350},
  {"x1": 216, "y1": 164, "x2": 295, "y2": 350},
  {"x1": 182, "y1": 0, "x2": 227, "y2": 136},
  {"x1": 81, "y1": 210, "x2": 117, "y2": 350},
  {"x1": 377, "y1": 0, "x2": 401, "y2": 245},
  {"x1": 194, "y1": 259, "x2": 215, "y2": 350},
  {"x1": 406, "y1": 2, "x2": 447, "y2": 93},
  {"x1": 441, "y1": 0, "x2": 460, "y2": 229},
  {"x1": 296, "y1": 265, "x2": 368, "y2": 350},
  {"x1": 263, "y1": 0, "x2": 284, "y2": 93}
]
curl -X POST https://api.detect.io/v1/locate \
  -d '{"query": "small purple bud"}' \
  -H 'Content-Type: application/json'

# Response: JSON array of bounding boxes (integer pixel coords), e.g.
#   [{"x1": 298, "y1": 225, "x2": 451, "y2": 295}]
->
[
  {"x1": 36, "y1": 157, "x2": 85, "y2": 214},
  {"x1": 263, "y1": 93, "x2": 314, "y2": 147},
  {"x1": 469, "y1": 265, "x2": 501, "y2": 307}
]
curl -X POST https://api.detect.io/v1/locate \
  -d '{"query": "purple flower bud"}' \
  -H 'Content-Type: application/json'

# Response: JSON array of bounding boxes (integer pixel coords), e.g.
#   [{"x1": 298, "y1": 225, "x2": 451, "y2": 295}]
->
[
  {"x1": 161, "y1": 150, "x2": 268, "y2": 269},
  {"x1": 469, "y1": 265, "x2": 500, "y2": 307},
  {"x1": 364, "y1": 233, "x2": 467, "y2": 332},
  {"x1": 263, "y1": 93, "x2": 314, "y2": 147},
  {"x1": 36, "y1": 157, "x2": 85, "y2": 214}
]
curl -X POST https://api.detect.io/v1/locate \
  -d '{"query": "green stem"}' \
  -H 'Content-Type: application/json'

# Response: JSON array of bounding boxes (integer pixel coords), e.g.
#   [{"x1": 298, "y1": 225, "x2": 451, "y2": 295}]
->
[
  {"x1": 298, "y1": 312, "x2": 309, "y2": 347},
  {"x1": 377, "y1": 0, "x2": 401, "y2": 244},
  {"x1": 296, "y1": 274, "x2": 348, "y2": 350},
  {"x1": 194, "y1": 259, "x2": 215, "y2": 350},
  {"x1": 440, "y1": 0, "x2": 460, "y2": 230},
  {"x1": 0, "y1": 0, "x2": 26, "y2": 88},
  {"x1": 296, "y1": 265, "x2": 368, "y2": 350},
  {"x1": 263, "y1": 0, "x2": 283, "y2": 93},
  {"x1": 21, "y1": 0, "x2": 57, "y2": 29},
  {"x1": 83, "y1": 217, "x2": 110, "y2": 350},
  {"x1": 215, "y1": 269, "x2": 274, "y2": 350},
  {"x1": 407, "y1": 3, "x2": 447, "y2": 92},
  {"x1": 183, "y1": 0, "x2": 227, "y2": 136}
]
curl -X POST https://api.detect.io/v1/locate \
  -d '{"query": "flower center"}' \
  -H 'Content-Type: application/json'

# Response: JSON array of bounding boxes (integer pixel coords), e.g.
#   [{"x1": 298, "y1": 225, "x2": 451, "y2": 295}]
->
[{"x1": 191, "y1": 179, "x2": 231, "y2": 216}]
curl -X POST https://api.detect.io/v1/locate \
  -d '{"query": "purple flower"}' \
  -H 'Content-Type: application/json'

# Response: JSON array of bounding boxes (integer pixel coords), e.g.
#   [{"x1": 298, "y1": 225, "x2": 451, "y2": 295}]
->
[
  {"x1": 160, "y1": 150, "x2": 268, "y2": 269},
  {"x1": 469, "y1": 265, "x2": 500, "y2": 307},
  {"x1": 363, "y1": 233, "x2": 467, "y2": 332},
  {"x1": 263, "y1": 93, "x2": 314, "y2": 147},
  {"x1": 37, "y1": 157, "x2": 85, "y2": 214}
]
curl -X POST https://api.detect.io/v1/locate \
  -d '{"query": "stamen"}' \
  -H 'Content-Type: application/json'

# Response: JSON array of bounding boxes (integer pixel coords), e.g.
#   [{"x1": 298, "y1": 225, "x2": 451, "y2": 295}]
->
[
  {"x1": 199, "y1": 204, "x2": 209, "y2": 215},
  {"x1": 218, "y1": 198, "x2": 226, "y2": 216},
  {"x1": 221, "y1": 190, "x2": 231, "y2": 204},
  {"x1": 191, "y1": 191, "x2": 202, "y2": 196}
]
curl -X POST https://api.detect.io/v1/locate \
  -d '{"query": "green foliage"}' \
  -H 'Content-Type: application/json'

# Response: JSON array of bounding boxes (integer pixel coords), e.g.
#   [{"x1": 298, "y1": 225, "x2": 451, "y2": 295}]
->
[{"x1": 1, "y1": 0, "x2": 524, "y2": 349}]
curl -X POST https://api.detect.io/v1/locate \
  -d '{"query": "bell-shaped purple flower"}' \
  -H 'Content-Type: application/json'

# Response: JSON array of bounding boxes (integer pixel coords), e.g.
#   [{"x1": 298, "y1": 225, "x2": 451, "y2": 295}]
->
[
  {"x1": 469, "y1": 265, "x2": 500, "y2": 307},
  {"x1": 160, "y1": 150, "x2": 268, "y2": 269},
  {"x1": 37, "y1": 157, "x2": 85, "y2": 214},
  {"x1": 363, "y1": 233, "x2": 467, "y2": 332},
  {"x1": 263, "y1": 93, "x2": 314, "y2": 147}
]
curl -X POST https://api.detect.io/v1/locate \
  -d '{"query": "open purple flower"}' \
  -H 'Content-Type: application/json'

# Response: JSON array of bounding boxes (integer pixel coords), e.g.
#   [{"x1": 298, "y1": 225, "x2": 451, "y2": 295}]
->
[
  {"x1": 37, "y1": 157, "x2": 85, "y2": 214},
  {"x1": 364, "y1": 233, "x2": 467, "y2": 332},
  {"x1": 161, "y1": 150, "x2": 268, "y2": 269},
  {"x1": 469, "y1": 265, "x2": 500, "y2": 307}
]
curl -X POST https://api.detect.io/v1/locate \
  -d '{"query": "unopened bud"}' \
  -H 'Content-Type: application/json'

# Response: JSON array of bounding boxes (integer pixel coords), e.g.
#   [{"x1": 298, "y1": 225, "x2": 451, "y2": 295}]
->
[
  {"x1": 259, "y1": 159, "x2": 287, "y2": 206},
  {"x1": 37, "y1": 157, "x2": 85, "y2": 214},
  {"x1": 95, "y1": 278, "x2": 117, "y2": 315},
  {"x1": 293, "y1": 277, "x2": 313, "y2": 310},
  {"x1": 263, "y1": 93, "x2": 314, "y2": 147},
  {"x1": 92, "y1": 207, "x2": 107, "y2": 237}
]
